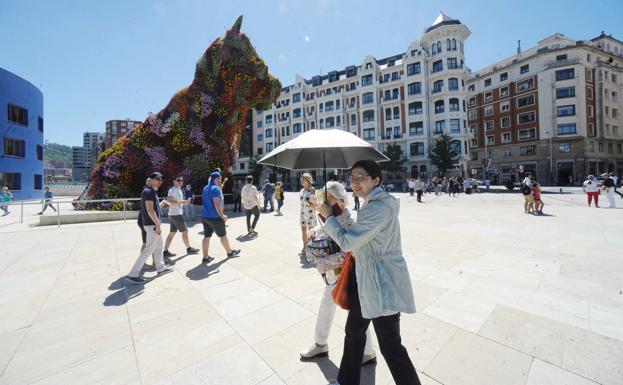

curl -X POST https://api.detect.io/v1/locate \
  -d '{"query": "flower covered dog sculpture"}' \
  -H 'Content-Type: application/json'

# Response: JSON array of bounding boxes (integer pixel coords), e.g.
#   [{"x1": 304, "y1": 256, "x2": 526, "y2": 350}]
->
[{"x1": 84, "y1": 16, "x2": 281, "y2": 201}]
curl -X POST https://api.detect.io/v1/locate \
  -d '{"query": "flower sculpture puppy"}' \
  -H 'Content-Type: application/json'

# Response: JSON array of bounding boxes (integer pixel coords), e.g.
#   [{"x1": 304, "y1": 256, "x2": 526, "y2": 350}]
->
[{"x1": 85, "y1": 16, "x2": 281, "y2": 201}]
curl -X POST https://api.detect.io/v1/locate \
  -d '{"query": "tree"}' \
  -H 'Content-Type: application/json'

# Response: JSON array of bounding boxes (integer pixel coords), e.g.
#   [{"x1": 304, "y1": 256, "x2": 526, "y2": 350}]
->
[
  {"x1": 429, "y1": 133, "x2": 460, "y2": 175},
  {"x1": 380, "y1": 144, "x2": 406, "y2": 180}
]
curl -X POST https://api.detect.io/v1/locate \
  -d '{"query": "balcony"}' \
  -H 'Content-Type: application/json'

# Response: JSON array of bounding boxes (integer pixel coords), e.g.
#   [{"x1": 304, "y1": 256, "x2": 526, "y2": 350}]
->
[{"x1": 545, "y1": 58, "x2": 580, "y2": 69}]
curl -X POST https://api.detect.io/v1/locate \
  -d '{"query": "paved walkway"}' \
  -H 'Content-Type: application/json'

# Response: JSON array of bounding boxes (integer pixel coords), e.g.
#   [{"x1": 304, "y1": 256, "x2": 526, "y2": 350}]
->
[{"x1": 0, "y1": 191, "x2": 622, "y2": 385}]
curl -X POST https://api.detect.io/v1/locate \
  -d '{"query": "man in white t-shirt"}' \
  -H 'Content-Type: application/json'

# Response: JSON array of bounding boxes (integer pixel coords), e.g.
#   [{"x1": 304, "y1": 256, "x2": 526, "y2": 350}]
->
[
  {"x1": 407, "y1": 178, "x2": 416, "y2": 196},
  {"x1": 164, "y1": 175, "x2": 199, "y2": 259},
  {"x1": 241, "y1": 175, "x2": 261, "y2": 235}
]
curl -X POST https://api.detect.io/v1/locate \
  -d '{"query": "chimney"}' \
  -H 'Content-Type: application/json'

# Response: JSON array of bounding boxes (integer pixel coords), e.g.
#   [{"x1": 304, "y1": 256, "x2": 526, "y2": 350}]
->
[{"x1": 517, "y1": 40, "x2": 521, "y2": 55}]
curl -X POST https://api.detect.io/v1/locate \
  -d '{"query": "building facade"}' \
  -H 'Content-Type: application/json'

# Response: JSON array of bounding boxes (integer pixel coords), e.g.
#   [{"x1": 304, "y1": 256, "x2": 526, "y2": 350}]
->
[
  {"x1": 247, "y1": 13, "x2": 472, "y2": 186},
  {"x1": 0, "y1": 67, "x2": 44, "y2": 200},
  {"x1": 72, "y1": 132, "x2": 105, "y2": 182},
  {"x1": 467, "y1": 32, "x2": 623, "y2": 185},
  {"x1": 105, "y1": 119, "x2": 141, "y2": 149}
]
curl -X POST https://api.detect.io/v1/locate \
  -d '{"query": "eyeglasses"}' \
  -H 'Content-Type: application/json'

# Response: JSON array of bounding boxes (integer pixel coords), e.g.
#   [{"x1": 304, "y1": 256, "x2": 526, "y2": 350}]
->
[
  {"x1": 176, "y1": 179, "x2": 184, "y2": 182},
  {"x1": 348, "y1": 174, "x2": 370, "y2": 183}
]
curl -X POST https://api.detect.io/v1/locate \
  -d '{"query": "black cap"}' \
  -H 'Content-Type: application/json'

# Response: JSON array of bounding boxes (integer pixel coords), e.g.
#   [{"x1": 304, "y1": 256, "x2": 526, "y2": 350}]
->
[{"x1": 149, "y1": 172, "x2": 163, "y2": 180}]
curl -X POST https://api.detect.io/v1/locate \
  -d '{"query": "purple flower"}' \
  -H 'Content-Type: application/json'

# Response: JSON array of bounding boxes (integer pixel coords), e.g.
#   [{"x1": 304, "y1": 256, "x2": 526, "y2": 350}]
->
[
  {"x1": 189, "y1": 125, "x2": 209, "y2": 150},
  {"x1": 200, "y1": 93, "x2": 213, "y2": 118},
  {"x1": 103, "y1": 154, "x2": 122, "y2": 178},
  {"x1": 144, "y1": 146, "x2": 167, "y2": 168}
]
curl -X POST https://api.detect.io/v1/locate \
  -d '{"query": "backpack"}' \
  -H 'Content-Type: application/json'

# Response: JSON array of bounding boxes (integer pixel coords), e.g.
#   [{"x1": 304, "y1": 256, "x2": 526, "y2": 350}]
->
[{"x1": 521, "y1": 184, "x2": 532, "y2": 195}]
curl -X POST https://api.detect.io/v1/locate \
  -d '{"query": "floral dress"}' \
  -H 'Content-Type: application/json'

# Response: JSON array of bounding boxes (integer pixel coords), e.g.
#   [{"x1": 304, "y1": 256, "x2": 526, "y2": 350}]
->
[{"x1": 300, "y1": 187, "x2": 317, "y2": 227}]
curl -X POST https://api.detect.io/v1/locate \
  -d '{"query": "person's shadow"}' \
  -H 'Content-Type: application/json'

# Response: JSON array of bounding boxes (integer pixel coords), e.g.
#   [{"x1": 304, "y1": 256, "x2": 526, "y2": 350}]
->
[
  {"x1": 103, "y1": 278, "x2": 145, "y2": 306},
  {"x1": 185, "y1": 258, "x2": 230, "y2": 281},
  {"x1": 302, "y1": 355, "x2": 377, "y2": 385},
  {"x1": 236, "y1": 233, "x2": 257, "y2": 242}
]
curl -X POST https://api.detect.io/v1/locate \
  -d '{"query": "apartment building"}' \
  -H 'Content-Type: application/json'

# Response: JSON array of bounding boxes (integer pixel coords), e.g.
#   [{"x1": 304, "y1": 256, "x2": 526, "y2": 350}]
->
[
  {"x1": 247, "y1": 13, "x2": 472, "y2": 185},
  {"x1": 105, "y1": 119, "x2": 141, "y2": 149},
  {"x1": 467, "y1": 32, "x2": 623, "y2": 185}
]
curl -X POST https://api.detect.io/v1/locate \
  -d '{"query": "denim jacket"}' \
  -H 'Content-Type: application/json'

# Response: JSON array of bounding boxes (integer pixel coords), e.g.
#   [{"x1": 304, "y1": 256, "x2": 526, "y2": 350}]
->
[{"x1": 324, "y1": 187, "x2": 416, "y2": 319}]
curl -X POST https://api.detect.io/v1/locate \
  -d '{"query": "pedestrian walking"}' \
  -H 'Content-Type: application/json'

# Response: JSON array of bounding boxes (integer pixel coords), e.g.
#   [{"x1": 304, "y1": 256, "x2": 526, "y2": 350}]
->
[
  {"x1": 124, "y1": 172, "x2": 174, "y2": 285},
  {"x1": 407, "y1": 178, "x2": 415, "y2": 197},
  {"x1": 415, "y1": 177, "x2": 425, "y2": 203},
  {"x1": 183, "y1": 184, "x2": 195, "y2": 219},
  {"x1": 299, "y1": 172, "x2": 317, "y2": 256},
  {"x1": 275, "y1": 181, "x2": 284, "y2": 215},
  {"x1": 610, "y1": 173, "x2": 623, "y2": 199},
  {"x1": 241, "y1": 175, "x2": 261, "y2": 235},
  {"x1": 37, "y1": 187, "x2": 57, "y2": 214},
  {"x1": 583, "y1": 175, "x2": 599, "y2": 208},
  {"x1": 261, "y1": 179, "x2": 275, "y2": 212},
  {"x1": 318, "y1": 160, "x2": 420, "y2": 385},
  {"x1": 1, "y1": 186, "x2": 12, "y2": 216},
  {"x1": 201, "y1": 171, "x2": 241, "y2": 262},
  {"x1": 522, "y1": 173, "x2": 535, "y2": 214},
  {"x1": 601, "y1": 172, "x2": 617, "y2": 208},
  {"x1": 301, "y1": 181, "x2": 376, "y2": 365},
  {"x1": 532, "y1": 182, "x2": 545, "y2": 214},
  {"x1": 233, "y1": 180, "x2": 243, "y2": 212},
  {"x1": 163, "y1": 176, "x2": 199, "y2": 259}
]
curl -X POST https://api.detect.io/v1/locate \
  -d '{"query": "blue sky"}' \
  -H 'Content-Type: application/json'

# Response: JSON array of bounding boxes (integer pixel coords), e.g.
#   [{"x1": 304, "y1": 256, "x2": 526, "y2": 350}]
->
[{"x1": 2, "y1": 0, "x2": 622, "y2": 146}]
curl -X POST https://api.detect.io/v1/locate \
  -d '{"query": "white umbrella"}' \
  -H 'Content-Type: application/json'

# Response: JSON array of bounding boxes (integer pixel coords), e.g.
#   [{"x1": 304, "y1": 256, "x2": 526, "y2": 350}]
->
[{"x1": 258, "y1": 129, "x2": 388, "y2": 171}]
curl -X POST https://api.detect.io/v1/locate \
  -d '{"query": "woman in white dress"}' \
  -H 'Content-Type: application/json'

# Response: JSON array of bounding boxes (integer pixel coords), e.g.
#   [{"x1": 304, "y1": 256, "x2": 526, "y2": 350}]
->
[{"x1": 299, "y1": 173, "x2": 317, "y2": 255}]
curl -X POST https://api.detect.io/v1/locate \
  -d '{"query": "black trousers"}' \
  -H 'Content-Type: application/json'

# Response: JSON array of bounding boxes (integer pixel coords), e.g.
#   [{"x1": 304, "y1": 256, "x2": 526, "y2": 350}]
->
[
  {"x1": 245, "y1": 206, "x2": 260, "y2": 231},
  {"x1": 416, "y1": 190, "x2": 423, "y2": 202},
  {"x1": 233, "y1": 194, "x2": 242, "y2": 212},
  {"x1": 338, "y1": 267, "x2": 420, "y2": 385}
]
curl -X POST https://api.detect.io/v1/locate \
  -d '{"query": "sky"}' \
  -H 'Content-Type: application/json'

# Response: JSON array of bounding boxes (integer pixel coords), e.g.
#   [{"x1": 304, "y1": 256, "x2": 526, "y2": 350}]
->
[{"x1": 2, "y1": 0, "x2": 622, "y2": 146}]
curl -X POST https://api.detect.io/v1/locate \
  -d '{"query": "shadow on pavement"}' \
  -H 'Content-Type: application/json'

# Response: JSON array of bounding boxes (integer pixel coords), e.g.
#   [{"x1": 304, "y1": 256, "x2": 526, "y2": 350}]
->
[
  {"x1": 103, "y1": 285, "x2": 144, "y2": 306},
  {"x1": 185, "y1": 258, "x2": 229, "y2": 281},
  {"x1": 235, "y1": 233, "x2": 257, "y2": 242}
]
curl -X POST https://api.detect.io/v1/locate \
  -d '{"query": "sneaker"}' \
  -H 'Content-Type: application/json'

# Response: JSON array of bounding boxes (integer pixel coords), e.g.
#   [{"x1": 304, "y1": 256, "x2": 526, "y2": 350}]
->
[
  {"x1": 362, "y1": 351, "x2": 377, "y2": 365},
  {"x1": 300, "y1": 343, "x2": 329, "y2": 359},
  {"x1": 202, "y1": 256, "x2": 215, "y2": 264},
  {"x1": 186, "y1": 247, "x2": 199, "y2": 254},
  {"x1": 227, "y1": 249, "x2": 241, "y2": 258},
  {"x1": 164, "y1": 256, "x2": 174, "y2": 265},
  {"x1": 156, "y1": 266, "x2": 174, "y2": 276},
  {"x1": 251, "y1": 229, "x2": 258, "y2": 235},
  {"x1": 163, "y1": 250, "x2": 176, "y2": 258},
  {"x1": 124, "y1": 276, "x2": 146, "y2": 285}
]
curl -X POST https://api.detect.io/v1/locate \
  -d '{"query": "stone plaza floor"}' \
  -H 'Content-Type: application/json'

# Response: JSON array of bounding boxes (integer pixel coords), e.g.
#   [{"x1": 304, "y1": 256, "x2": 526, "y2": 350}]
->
[{"x1": 0, "y1": 190, "x2": 622, "y2": 385}]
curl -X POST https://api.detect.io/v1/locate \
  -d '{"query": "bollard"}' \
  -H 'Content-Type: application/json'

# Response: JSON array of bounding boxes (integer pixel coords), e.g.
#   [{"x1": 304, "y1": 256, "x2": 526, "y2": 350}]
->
[
  {"x1": 559, "y1": 188, "x2": 563, "y2": 194},
  {"x1": 57, "y1": 202, "x2": 61, "y2": 227},
  {"x1": 20, "y1": 201, "x2": 24, "y2": 224},
  {"x1": 123, "y1": 200, "x2": 127, "y2": 223}
]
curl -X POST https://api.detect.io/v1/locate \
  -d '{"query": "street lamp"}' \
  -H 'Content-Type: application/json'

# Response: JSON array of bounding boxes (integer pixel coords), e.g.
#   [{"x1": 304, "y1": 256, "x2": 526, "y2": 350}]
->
[{"x1": 545, "y1": 130, "x2": 553, "y2": 185}]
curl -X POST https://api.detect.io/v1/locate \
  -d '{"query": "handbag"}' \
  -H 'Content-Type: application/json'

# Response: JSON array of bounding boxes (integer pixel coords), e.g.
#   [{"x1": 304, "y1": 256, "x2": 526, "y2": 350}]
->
[
  {"x1": 332, "y1": 252, "x2": 354, "y2": 310},
  {"x1": 306, "y1": 236, "x2": 340, "y2": 264}
]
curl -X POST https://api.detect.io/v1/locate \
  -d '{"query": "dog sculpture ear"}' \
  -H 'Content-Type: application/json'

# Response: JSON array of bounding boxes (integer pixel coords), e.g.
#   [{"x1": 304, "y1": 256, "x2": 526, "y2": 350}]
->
[{"x1": 231, "y1": 15, "x2": 243, "y2": 33}]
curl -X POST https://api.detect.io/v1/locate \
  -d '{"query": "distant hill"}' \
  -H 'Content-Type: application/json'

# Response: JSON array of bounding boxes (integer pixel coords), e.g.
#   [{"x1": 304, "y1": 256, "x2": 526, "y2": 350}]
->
[{"x1": 44, "y1": 142, "x2": 72, "y2": 164}]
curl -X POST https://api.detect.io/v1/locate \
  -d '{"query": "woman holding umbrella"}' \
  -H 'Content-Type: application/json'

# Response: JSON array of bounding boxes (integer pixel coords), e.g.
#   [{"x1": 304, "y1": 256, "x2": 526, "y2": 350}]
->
[
  {"x1": 316, "y1": 160, "x2": 420, "y2": 385},
  {"x1": 299, "y1": 172, "x2": 317, "y2": 258}
]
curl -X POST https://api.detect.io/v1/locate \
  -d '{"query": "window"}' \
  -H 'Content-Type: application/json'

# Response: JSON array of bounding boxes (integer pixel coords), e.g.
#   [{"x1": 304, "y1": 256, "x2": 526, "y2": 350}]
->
[
  {"x1": 408, "y1": 102, "x2": 423, "y2": 115},
  {"x1": 500, "y1": 101, "x2": 510, "y2": 112},
  {"x1": 588, "y1": 105, "x2": 594, "y2": 117},
  {"x1": 3, "y1": 137, "x2": 25, "y2": 157},
  {"x1": 520, "y1": 64, "x2": 529, "y2": 74},
  {"x1": 385, "y1": 108, "x2": 392, "y2": 121},
  {"x1": 469, "y1": 111, "x2": 477, "y2": 120},
  {"x1": 556, "y1": 86, "x2": 575, "y2": 98},
  {"x1": 502, "y1": 133, "x2": 511, "y2": 143},
  {"x1": 484, "y1": 92, "x2": 493, "y2": 101},
  {"x1": 393, "y1": 107, "x2": 400, "y2": 120},
  {"x1": 613, "y1": 108, "x2": 619, "y2": 118},
  {"x1": 468, "y1": 97, "x2": 476, "y2": 107},
  {"x1": 555, "y1": 68, "x2": 575, "y2": 81},
  {"x1": 392, "y1": 88, "x2": 399, "y2": 100},
  {"x1": 504, "y1": 148, "x2": 512, "y2": 157},
  {"x1": 0, "y1": 172, "x2": 21, "y2": 190},
  {"x1": 265, "y1": 128, "x2": 273, "y2": 138},
  {"x1": 393, "y1": 126, "x2": 401, "y2": 138},
  {"x1": 383, "y1": 74, "x2": 390, "y2": 83},
  {"x1": 469, "y1": 124, "x2": 477, "y2": 133},
  {"x1": 433, "y1": 80, "x2": 443, "y2": 93},
  {"x1": 256, "y1": 120, "x2": 263, "y2": 129},
  {"x1": 446, "y1": 39, "x2": 452, "y2": 51},
  {"x1": 362, "y1": 74, "x2": 373, "y2": 86},
  {"x1": 484, "y1": 78, "x2": 492, "y2": 87},
  {"x1": 557, "y1": 105, "x2": 575, "y2": 117},
  {"x1": 500, "y1": 72, "x2": 508, "y2": 82},
  {"x1": 257, "y1": 147, "x2": 263, "y2": 155},
  {"x1": 485, "y1": 120, "x2": 494, "y2": 131},
  {"x1": 292, "y1": 93, "x2": 301, "y2": 103},
  {"x1": 363, "y1": 128, "x2": 375, "y2": 139},
  {"x1": 256, "y1": 134, "x2": 263, "y2": 142},
  {"x1": 557, "y1": 123, "x2": 577, "y2": 135},
  {"x1": 435, "y1": 100, "x2": 445, "y2": 114},
  {"x1": 517, "y1": 94, "x2": 535, "y2": 108},
  {"x1": 517, "y1": 78, "x2": 534, "y2": 92},
  {"x1": 34, "y1": 174, "x2": 43, "y2": 190},
  {"x1": 350, "y1": 114, "x2": 356, "y2": 126},
  {"x1": 452, "y1": 39, "x2": 457, "y2": 50},
  {"x1": 293, "y1": 123, "x2": 302, "y2": 133},
  {"x1": 520, "y1": 145, "x2": 536, "y2": 156},
  {"x1": 500, "y1": 86, "x2": 509, "y2": 97},
  {"x1": 432, "y1": 60, "x2": 443, "y2": 73},
  {"x1": 410, "y1": 142, "x2": 425, "y2": 156},
  {"x1": 518, "y1": 112, "x2": 535, "y2": 124},
  {"x1": 266, "y1": 143, "x2": 273, "y2": 152},
  {"x1": 409, "y1": 121, "x2": 423, "y2": 135},
  {"x1": 468, "y1": 85, "x2": 475, "y2": 92},
  {"x1": 599, "y1": 142, "x2": 604, "y2": 152},
  {"x1": 406, "y1": 62, "x2": 421, "y2": 76},
  {"x1": 319, "y1": 119, "x2": 324, "y2": 129},
  {"x1": 519, "y1": 128, "x2": 536, "y2": 140},
  {"x1": 437, "y1": 41, "x2": 441, "y2": 53},
  {"x1": 37, "y1": 144, "x2": 43, "y2": 160},
  {"x1": 487, "y1": 135, "x2": 495, "y2": 145},
  {"x1": 448, "y1": 78, "x2": 459, "y2": 91},
  {"x1": 8, "y1": 104, "x2": 28, "y2": 125},
  {"x1": 432, "y1": 43, "x2": 437, "y2": 55},
  {"x1": 407, "y1": 82, "x2": 422, "y2": 95},
  {"x1": 326, "y1": 117, "x2": 335, "y2": 128},
  {"x1": 38, "y1": 117, "x2": 44, "y2": 132},
  {"x1": 435, "y1": 120, "x2": 445, "y2": 134},
  {"x1": 292, "y1": 108, "x2": 301, "y2": 119},
  {"x1": 559, "y1": 143, "x2": 571, "y2": 152},
  {"x1": 501, "y1": 116, "x2": 511, "y2": 128},
  {"x1": 447, "y1": 58, "x2": 458, "y2": 69},
  {"x1": 362, "y1": 92, "x2": 374, "y2": 104},
  {"x1": 325, "y1": 101, "x2": 334, "y2": 112},
  {"x1": 265, "y1": 115, "x2": 273, "y2": 124},
  {"x1": 449, "y1": 98, "x2": 460, "y2": 111},
  {"x1": 450, "y1": 119, "x2": 461, "y2": 133},
  {"x1": 484, "y1": 106, "x2": 493, "y2": 116},
  {"x1": 391, "y1": 72, "x2": 399, "y2": 81},
  {"x1": 363, "y1": 110, "x2": 375, "y2": 122},
  {"x1": 384, "y1": 90, "x2": 391, "y2": 101}
]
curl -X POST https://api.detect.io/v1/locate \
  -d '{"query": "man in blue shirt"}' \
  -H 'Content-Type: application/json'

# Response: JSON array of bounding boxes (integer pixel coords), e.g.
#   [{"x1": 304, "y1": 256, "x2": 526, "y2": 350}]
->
[
  {"x1": 201, "y1": 171, "x2": 241, "y2": 263},
  {"x1": 37, "y1": 187, "x2": 57, "y2": 215},
  {"x1": 261, "y1": 179, "x2": 275, "y2": 212}
]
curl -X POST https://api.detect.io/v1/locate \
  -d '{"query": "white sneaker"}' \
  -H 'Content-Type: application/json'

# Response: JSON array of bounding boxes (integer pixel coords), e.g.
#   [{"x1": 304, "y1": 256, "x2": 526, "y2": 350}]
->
[
  {"x1": 300, "y1": 343, "x2": 329, "y2": 359},
  {"x1": 362, "y1": 351, "x2": 377, "y2": 365}
]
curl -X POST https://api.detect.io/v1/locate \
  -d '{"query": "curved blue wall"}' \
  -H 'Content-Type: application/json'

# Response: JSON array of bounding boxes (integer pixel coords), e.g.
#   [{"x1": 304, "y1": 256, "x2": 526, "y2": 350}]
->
[{"x1": 0, "y1": 67, "x2": 44, "y2": 200}]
